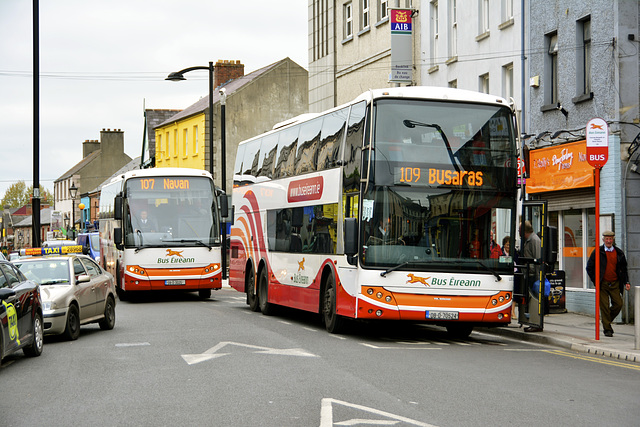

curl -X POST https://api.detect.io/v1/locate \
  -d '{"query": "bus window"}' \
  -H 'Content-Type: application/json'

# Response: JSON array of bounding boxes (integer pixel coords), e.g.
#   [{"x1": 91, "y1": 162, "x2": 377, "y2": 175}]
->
[
  {"x1": 342, "y1": 101, "x2": 366, "y2": 194},
  {"x1": 233, "y1": 144, "x2": 246, "y2": 186},
  {"x1": 295, "y1": 117, "x2": 323, "y2": 175},
  {"x1": 243, "y1": 138, "x2": 262, "y2": 177},
  {"x1": 318, "y1": 108, "x2": 348, "y2": 171},
  {"x1": 274, "y1": 126, "x2": 299, "y2": 179},
  {"x1": 257, "y1": 133, "x2": 279, "y2": 179}
]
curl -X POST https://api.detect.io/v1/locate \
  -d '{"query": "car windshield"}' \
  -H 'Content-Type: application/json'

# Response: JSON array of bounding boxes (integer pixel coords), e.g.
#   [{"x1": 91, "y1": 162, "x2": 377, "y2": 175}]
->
[{"x1": 15, "y1": 260, "x2": 71, "y2": 285}]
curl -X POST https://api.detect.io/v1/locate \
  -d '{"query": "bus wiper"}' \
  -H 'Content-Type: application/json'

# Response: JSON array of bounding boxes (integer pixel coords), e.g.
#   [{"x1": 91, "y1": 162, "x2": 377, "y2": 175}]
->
[
  {"x1": 380, "y1": 260, "x2": 427, "y2": 277},
  {"x1": 172, "y1": 239, "x2": 213, "y2": 250},
  {"x1": 403, "y1": 120, "x2": 461, "y2": 171},
  {"x1": 473, "y1": 260, "x2": 502, "y2": 281}
]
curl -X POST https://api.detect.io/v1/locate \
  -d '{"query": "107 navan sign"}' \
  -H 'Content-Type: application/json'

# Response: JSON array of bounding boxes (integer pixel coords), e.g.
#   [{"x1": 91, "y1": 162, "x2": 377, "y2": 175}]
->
[{"x1": 586, "y1": 118, "x2": 609, "y2": 168}]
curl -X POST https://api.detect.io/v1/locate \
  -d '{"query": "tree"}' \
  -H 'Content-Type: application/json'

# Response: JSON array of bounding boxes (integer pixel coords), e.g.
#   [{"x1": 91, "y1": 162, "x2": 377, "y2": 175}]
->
[{"x1": 1, "y1": 181, "x2": 53, "y2": 208}]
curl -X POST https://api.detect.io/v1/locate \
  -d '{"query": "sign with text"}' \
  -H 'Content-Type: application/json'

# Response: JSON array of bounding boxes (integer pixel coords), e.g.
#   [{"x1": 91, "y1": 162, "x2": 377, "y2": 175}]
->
[
  {"x1": 586, "y1": 117, "x2": 609, "y2": 168},
  {"x1": 389, "y1": 9, "x2": 413, "y2": 83},
  {"x1": 526, "y1": 140, "x2": 594, "y2": 193}
]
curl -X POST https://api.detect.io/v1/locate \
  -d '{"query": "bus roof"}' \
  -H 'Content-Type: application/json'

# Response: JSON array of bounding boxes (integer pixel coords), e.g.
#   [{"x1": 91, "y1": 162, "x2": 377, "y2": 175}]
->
[{"x1": 238, "y1": 86, "x2": 511, "y2": 147}]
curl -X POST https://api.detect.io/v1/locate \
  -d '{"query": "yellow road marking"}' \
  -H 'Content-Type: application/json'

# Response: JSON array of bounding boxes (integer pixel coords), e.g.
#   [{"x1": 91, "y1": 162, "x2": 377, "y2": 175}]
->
[{"x1": 544, "y1": 349, "x2": 640, "y2": 371}]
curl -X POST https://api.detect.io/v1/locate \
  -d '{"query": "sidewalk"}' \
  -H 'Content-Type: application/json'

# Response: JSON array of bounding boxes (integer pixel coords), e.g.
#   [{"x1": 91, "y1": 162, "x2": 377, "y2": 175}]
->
[{"x1": 479, "y1": 311, "x2": 640, "y2": 363}]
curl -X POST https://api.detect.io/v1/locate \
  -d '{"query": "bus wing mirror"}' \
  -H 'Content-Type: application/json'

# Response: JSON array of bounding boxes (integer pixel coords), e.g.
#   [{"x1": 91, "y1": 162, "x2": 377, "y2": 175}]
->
[
  {"x1": 543, "y1": 225, "x2": 558, "y2": 265},
  {"x1": 114, "y1": 193, "x2": 123, "y2": 220},
  {"x1": 344, "y1": 217, "x2": 358, "y2": 256},
  {"x1": 218, "y1": 195, "x2": 230, "y2": 222},
  {"x1": 114, "y1": 228, "x2": 123, "y2": 251}
]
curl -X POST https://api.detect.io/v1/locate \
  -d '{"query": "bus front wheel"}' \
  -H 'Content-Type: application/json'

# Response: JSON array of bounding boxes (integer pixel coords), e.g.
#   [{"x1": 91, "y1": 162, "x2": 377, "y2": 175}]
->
[
  {"x1": 258, "y1": 268, "x2": 272, "y2": 315},
  {"x1": 323, "y1": 273, "x2": 344, "y2": 334}
]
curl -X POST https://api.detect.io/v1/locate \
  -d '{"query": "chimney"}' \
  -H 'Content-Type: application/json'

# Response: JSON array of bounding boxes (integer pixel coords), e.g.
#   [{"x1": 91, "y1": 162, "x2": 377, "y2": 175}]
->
[
  {"x1": 83, "y1": 139, "x2": 101, "y2": 157},
  {"x1": 215, "y1": 60, "x2": 244, "y2": 89},
  {"x1": 100, "y1": 128, "x2": 124, "y2": 154}
]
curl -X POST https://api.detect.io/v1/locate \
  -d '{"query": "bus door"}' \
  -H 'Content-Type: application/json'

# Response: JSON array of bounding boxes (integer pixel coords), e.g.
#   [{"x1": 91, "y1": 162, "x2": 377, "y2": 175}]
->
[{"x1": 517, "y1": 200, "x2": 557, "y2": 329}]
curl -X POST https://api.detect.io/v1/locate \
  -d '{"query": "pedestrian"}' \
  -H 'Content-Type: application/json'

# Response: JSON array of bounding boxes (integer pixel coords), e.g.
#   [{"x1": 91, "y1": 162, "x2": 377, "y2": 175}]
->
[
  {"x1": 586, "y1": 230, "x2": 631, "y2": 337},
  {"x1": 522, "y1": 221, "x2": 543, "y2": 332}
]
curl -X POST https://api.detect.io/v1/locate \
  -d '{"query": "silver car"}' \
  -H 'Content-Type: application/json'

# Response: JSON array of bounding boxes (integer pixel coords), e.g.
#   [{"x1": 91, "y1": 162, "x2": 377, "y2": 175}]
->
[{"x1": 14, "y1": 254, "x2": 116, "y2": 340}]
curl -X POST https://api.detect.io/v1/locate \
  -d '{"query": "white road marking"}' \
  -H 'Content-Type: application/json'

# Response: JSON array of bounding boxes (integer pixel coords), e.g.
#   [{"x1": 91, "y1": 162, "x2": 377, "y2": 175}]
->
[
  {"x1": 115, "y1": 342, "x2": 151, "y2": 347},
  {"x1": 182, "y1": 341, "x2": 319, "y2": 365},
  {"x1": 320, "y1": 398, "x2": 437, "y2": 427}
]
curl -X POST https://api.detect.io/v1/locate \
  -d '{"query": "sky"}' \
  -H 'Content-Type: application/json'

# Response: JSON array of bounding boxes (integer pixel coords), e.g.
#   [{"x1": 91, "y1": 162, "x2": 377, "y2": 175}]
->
[{"x1": 0, "y1": 0, "x2": 308, "y2": 200}]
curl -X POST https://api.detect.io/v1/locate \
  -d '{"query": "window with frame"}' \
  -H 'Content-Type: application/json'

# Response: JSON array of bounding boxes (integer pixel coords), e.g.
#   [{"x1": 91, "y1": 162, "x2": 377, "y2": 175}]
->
[
  {"x1": 157, "y1": 134, "x2": 162, "y2": 160},
  {"x1": 448, "y1": 0, "x2": 457, "y2": 58},
  {"x1": 545, "y1": 32, "x2": 559, "y2": 105},
  {"x1": 173, "y1": 130, "x2": 178, "y2": 157},
  {"x1": 166, "y1": 132, "x2": 170, "y2": 158},
  {"x1": 378, "y1": 0, "x2": 388, "y2": 22},
  {"x1": 479, "y1": 0, "x2": 489, "y2": 35},
  {"x1": 479, "y1": 73, "x2": 489, "y2": 94},
  {"x1": 193, "y1": 125, "x2": 198, "y2": 154},
  {"x1": 430, "y1": 1, "x2": 439, "y2": 68},
  {"x1": 344, "y1": 2, "x2": 353, "y2": 39},
  {"x1": 577, "y1": 17, "x2": 591, "y2": 96},
  {"x1": 503, "y1": 63, "x2": 514, "y2": 100},
  {"x1": 361, "y1": 0, "x2": 370, "y2": 31},
  {"x1": 183, "y1": 128, "x2": 188, "y2": 157},
  {"x1": 501, "y1": 0, "x2": 513, "y2": 24}
]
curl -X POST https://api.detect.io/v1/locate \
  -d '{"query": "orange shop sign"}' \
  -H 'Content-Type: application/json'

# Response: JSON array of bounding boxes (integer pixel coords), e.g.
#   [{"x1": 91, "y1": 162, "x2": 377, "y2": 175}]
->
[{"x1": 527, "y1": 140, "x2": 594, "y2": 194}]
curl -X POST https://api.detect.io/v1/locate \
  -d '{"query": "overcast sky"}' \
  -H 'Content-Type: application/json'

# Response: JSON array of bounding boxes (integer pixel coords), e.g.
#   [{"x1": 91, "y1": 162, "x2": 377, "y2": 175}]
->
[{"x1": 0, "y1": 0, "x2": 308, "y2": 200}]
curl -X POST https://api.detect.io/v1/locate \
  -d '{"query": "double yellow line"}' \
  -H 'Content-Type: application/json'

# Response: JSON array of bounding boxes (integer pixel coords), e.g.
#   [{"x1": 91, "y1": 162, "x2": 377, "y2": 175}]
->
[{"x1": 544, "y1": 349, "x2": 640, "y2": 371}]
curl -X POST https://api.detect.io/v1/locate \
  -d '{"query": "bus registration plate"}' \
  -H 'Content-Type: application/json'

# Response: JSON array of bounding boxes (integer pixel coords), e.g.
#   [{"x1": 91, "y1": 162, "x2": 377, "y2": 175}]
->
[
  {"x1": 165, "y1": 279, "x2": 185, "y2": 285},
  {"x1": 426, "y1": 311, "x2": 458, "y2": 320}
]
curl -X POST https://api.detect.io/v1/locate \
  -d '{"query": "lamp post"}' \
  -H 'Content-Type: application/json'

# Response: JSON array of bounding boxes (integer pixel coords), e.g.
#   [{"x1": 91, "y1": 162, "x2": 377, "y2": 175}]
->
[
  {"x1": 69, "y1": 182, "x2": 78, "y2": 240},
  {"x1": 166, "y1": 62, "x2": 227, "y2": 279}
]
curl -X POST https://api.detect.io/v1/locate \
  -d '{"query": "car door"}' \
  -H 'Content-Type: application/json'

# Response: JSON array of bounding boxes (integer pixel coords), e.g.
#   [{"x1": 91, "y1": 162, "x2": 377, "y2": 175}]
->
[
  {"x1": 79, "y1": 257, "x2": 110, "y2": 316},
  {"x1": 0, "y1": 264, "x2": 30, "y2": 355},
  {"x1": 72, "y1": 257, "x2": 97, "y2": 319}
]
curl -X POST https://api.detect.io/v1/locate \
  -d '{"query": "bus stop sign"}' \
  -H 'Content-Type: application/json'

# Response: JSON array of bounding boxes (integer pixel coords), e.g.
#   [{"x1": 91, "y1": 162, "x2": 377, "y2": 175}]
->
[{"x1": 586, "y1": 118, "x2": 609, "y2": 168}]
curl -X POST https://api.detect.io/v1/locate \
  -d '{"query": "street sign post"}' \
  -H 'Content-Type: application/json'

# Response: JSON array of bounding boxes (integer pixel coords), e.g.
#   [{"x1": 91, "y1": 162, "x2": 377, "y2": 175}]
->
[{"x1": 586, "y1": 117, "x2": 609, "y2": 340}]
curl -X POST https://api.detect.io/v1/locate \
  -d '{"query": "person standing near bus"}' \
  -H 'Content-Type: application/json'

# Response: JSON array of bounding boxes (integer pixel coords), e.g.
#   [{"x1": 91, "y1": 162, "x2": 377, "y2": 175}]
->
[
  {"x1": 522, "y1": 221, "x2": 543, "y2": 332},
  {"x1": 586, "y1": 230, "x2": 631, "y2": 337}
]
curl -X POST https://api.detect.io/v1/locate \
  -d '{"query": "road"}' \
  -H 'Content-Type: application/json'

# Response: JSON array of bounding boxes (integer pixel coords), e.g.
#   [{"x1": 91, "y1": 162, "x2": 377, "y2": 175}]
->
[{"x1": 1, "y1": 288, "x2": 639, "y2": 426}]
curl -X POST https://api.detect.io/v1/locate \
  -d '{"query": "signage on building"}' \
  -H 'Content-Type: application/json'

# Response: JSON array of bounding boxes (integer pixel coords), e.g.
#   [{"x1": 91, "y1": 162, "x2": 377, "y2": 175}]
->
[
  {"x1": 586, "y1": 117, "x2": 609, "y2": 168},
  {"x1": 526, "y1": 140, "x2": 594, "y2": 193},
  {"x1": 389, "y1": 9, "x2": 413, "y2": 83}
]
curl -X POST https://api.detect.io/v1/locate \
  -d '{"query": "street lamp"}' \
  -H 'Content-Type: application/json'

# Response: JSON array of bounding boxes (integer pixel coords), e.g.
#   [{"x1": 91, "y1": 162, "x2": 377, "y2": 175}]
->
[
  {"x1": 166, "y1": 62, "x2": 227, "y2": 279},
  {"x1": 69, "y1": 182, "x2": 78, "y2": 240}
]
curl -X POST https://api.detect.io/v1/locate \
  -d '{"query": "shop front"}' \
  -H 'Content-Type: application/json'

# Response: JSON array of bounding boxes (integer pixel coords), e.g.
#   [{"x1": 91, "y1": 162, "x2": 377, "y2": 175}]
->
[{"x1": 526, "y1": 139, "x2": 610, "y2": 315}]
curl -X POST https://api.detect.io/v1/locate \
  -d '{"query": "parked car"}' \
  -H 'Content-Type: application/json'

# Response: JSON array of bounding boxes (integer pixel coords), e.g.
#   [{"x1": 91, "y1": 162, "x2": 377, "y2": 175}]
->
[
  {"x1": 14, "y1": 254, "x2": 116, "y2": 340},
  {"x1": 0, "y1": 260, "x2": 44, "y2": 361},
  {"x1": 77, "y1": 232, "x2": 100, "y2": 262}
]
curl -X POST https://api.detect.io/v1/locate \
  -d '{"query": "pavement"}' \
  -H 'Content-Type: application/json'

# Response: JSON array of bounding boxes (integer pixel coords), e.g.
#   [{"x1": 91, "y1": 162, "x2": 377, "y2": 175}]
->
[{"x1": 479, "y1": 311, "x2": 640, "y2": 363}]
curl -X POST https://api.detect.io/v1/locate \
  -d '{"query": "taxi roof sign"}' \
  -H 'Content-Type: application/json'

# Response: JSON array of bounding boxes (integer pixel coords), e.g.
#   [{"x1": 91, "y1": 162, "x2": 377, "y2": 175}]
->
[{"x1": 20, "y1": 245, "x2": 84, "y2": 257}]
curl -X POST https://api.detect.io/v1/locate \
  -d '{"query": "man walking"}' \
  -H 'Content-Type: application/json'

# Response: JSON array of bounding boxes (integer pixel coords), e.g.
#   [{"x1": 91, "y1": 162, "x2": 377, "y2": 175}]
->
[{"x1": 586, "y1": 230, "x2": 631, "y2": 337}]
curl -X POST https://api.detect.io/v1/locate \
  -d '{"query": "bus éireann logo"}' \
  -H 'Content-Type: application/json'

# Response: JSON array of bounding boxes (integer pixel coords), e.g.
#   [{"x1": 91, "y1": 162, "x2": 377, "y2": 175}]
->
[
  {"x1": 298, "y1": 258, "x2": 305, "y2": 271},
  {"x1": 166, "y1": 249, "x2": 184, "y2": 257},
  {"x1": 407, "y1": 273, "x2": 430, "y2": 287}
]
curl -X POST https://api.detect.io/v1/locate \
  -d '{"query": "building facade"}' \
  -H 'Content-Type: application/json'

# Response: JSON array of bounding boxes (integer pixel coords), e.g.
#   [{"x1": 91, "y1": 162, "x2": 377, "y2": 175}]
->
[
  {"x1": 526, "y1": 0, "x2": 639, "y2": 319},
  {"x1": 308, "y1": 0, "x2": 418, "y2": 112}
]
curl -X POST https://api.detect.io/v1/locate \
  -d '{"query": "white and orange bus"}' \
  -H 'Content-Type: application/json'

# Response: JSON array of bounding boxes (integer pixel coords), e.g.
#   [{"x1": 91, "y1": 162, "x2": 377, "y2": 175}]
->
[
  {"x1": 230, "y1": 87, "x2": 519, "y2": 336},
  {"x1": 99, "y1": 168, "x2": 227, "y2": 300}
]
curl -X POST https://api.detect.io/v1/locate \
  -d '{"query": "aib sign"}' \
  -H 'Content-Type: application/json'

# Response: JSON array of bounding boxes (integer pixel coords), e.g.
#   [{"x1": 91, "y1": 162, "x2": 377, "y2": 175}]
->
[{"x1": 586, "y1": 118, "x2": 608, "y2": 168}]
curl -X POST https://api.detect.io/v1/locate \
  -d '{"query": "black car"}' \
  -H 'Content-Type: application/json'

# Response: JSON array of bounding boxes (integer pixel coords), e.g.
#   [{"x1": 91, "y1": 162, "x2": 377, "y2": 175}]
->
[{"x1": 0, "y1": 260, "x2": 44, "y2": 361}]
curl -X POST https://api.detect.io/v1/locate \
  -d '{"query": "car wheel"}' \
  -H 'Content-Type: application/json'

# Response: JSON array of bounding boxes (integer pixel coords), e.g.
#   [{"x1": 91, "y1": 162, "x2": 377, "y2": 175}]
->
[
  {"x1": 323, "y1": 274, "x2": 344, "y2": 334},
  {"x1": 98, "y1": 296, "x2": 116, "y2": 330},
  {"x1": 63, "y1": 304, "x2": 81, "y2": 341},
  {"x1": 198, "y1": 289, "x2": 212, "y2": 299},
  {"x1": 24, "y1": 313, "x2": 44, "y2": 357},
  {"x1": 246, "y1": 266, "x2": 260, "y2": 312},
  {"x1": 258, "y1": 268, "x2": 272, "y2": 315}
]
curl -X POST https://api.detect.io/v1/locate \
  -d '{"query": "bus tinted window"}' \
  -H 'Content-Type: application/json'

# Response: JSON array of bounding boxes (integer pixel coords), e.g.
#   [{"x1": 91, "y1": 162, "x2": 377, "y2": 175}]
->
[
  {"x1": 243, "y1": 138, "x2": 262, "y2": 177},
  {"x1": 318, "y1": 108, "x2": 348, "y2": 171},
  {"x1": 343, "y1": 101, "x2": 367, "y2": 193},
  {"x1": 295, "y1": 117, "x2": 323, "y2": 175},
  {"x1": 257, "y1": 133, "x2": 279, "y2": 179},
  {"x1": 267, "y1": 204, "x2": 337, "y2": 254},
  {"x1": 274, "y1": 126, "x2": 299, "y2": 179}
]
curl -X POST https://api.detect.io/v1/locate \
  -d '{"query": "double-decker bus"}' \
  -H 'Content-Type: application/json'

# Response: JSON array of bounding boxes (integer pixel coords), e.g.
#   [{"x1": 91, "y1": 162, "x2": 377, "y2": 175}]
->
[
  {"x1": 230, "y1": 87, "x2": 519, "y2": 336},
  {"x1": 99, "y1": 168, "x2": 227, "y2": 300}
]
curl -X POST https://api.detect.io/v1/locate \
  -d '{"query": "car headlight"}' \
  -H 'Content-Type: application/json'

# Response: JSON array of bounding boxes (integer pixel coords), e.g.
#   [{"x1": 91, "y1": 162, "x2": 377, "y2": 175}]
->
[{"x1": 42, "y1": 301, "x2": 52, "y2": 311}]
